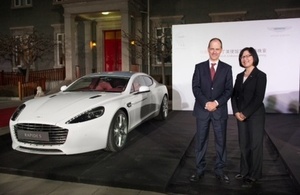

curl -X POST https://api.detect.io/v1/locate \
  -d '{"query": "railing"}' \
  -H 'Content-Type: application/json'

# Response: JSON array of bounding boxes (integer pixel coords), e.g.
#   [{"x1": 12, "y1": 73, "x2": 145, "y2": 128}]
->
[
  {"x1": 0, "y1": 67, "x2": 65, "y2": 100},
  {"x1": 29, "y1": 68, "x2": 66, "y2": 81},
  {"x1": 18, "y1": 78, "x2": 46, "y2": 100}
]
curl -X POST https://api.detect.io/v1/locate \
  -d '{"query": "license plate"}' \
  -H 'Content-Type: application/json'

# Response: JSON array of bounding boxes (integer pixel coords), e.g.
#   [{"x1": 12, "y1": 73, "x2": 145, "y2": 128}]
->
[{"x1": 17, "y1": 130, "x2": 49, "y2": 141}]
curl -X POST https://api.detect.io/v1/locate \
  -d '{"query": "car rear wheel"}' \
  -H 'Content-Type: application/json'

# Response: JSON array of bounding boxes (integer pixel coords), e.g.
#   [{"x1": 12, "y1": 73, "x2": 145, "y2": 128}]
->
[
  {"x1": 156, "y1": 95, "x2": 168, "y2": 120},
  {"x1": 106, "y1": 110, "x2": 128, "y2": 152}
]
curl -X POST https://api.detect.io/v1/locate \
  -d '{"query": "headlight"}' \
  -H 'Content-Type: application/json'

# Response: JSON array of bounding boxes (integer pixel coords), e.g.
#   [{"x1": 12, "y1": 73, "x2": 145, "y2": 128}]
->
[
  {"x1": 11, "y1": 104, "x2": 26, "y2": 121},
  {"x1": 66, "y1": 106, "x2": 105, "y2": 124}
]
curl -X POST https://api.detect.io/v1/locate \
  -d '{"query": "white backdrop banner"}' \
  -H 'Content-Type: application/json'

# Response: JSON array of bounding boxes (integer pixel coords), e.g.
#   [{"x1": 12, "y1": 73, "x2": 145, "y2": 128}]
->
[{"x1": 172, "y1": 18, "x2": 300, "y2": 114}]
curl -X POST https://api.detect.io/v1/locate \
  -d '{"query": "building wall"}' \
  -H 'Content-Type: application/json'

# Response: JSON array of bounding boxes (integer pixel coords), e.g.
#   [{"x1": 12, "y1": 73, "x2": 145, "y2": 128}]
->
[
  {"x1": 1, "y1": 0, "x2": 299, "y2": 76},
  {"x1": 0, "y1": 0, "x2": 64, "y2": 72},
  {"x1": 0, "y1": 1, "x2": 63, "y2": 34}
]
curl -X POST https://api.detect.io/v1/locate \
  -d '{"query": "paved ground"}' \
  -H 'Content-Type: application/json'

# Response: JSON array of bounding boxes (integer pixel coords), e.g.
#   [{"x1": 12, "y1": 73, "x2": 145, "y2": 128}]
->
[
  {"x1": 1, "y1": 98, "x2": 299, "y2": 195},
  {"x1": 0, "y1": 172, "x2": 165, "y2": 195}
]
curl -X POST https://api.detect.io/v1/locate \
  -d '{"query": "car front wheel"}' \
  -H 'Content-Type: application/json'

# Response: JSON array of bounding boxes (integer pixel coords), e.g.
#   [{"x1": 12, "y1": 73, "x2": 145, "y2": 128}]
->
[{"x1": 106, "y1": 110, "x2": 128, "y2": 152}]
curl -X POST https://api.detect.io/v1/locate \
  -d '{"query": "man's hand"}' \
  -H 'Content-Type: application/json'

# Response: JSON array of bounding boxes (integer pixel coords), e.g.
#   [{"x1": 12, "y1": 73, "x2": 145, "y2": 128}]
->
[{"x1": 205, "y1": 101, "x2": 218, "y2": 112}]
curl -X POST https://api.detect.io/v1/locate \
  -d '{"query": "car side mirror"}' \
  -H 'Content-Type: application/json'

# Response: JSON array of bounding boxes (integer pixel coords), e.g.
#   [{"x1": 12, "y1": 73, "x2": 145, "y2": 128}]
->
[
  {"x1": 60, "y1": 85, "x2": 68, "y2": 91},
  {"x1": 139, "y1": 86, "x2": 150, "y2": 93}
]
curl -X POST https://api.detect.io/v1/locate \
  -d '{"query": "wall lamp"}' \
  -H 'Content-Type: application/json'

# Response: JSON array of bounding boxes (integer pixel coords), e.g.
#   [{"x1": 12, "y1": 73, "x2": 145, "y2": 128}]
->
[{"x1": 90, "y1": 41, "x2": 96, "y2": 48}]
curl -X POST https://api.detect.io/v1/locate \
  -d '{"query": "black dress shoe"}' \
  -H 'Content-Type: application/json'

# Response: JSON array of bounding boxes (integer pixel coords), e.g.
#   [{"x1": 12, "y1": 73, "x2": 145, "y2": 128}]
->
[
  {"x1": 235, "y1": 174, "x2": 244, "y2": 180},
  {"x1": 189, "y1": 173, "x2": 204, "y2": 182},
  {"x1": 242, "y1": 177, "x2": 257, "y2": 187},
  {"x1": 215, "y1": 174, "x2": 230, "y2": 183}
]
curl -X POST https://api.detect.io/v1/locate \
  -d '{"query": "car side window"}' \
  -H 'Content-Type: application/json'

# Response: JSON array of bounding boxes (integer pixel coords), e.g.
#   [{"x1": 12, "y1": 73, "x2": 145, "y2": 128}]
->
[
  {"x1": 142, "y1": 76, "x2": 153, "y2": 87},
  {"x1": 131, "y1": 76, "x2": 146, "y2": 93}
]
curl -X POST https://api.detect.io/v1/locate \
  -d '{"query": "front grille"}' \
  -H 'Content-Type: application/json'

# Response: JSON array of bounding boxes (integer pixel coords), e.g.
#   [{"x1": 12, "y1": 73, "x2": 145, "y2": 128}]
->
[{"x1": 14, "y1": 123, "x2": 68, "y2": 145}]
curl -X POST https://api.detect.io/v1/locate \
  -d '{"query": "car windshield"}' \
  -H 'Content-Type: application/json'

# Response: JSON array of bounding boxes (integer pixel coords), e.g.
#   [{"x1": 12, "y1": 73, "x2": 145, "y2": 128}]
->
[{"x1": 65, "y1": 76, "x2": 129, "y2": 92}]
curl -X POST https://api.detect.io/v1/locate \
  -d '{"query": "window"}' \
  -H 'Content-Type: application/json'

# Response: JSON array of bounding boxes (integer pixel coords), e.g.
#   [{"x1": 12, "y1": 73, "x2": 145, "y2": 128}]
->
[
  {"x1": 13, "y1": 34, "x2": 35, "y2": 72},
  {"x1": 155, "y1": 27, "x2": 172, "y2": 65},
  {"x1": 142, "y1": 76, "x2": 153, "y2": 87},
  {"x1": 51, "y1": 24, "x2": 65, "y2": 68},
  {"x1": 150, "y1": 15, "x2": 183, "y2": 67},
  {"x1": 12, "y1": 0, "x2": 32, "y2": 8},
  {"x1": 10, "y1": 26, "x2": 34, "y2": 71},
  {"x1": 52, "y1": 0, "x2": 64, "y2": 5},
  {"x1": 14, "y1": 35, "x2": 23, "y2": 67}
]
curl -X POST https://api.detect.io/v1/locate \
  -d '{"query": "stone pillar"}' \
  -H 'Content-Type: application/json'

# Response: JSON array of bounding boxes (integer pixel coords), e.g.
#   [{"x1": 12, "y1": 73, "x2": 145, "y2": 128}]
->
[
  {"x1": 120, "y1": 10, "x2": 130, "y2": 71},
  {"x1": 84, "y1": 21, "x2": 93, "y2": 75},
  {"x1": 96, "y1": 22, "x2": 103, "y2": 72},
  {"x1": 64, "y1": 13, "x2": 76, "y2": 80},
  {"x1": 135, "y1": 16, "x2": 142, "y2": 71},
  {"x1": 74, "y1": 22, "x2": 78, "y2": 74}
]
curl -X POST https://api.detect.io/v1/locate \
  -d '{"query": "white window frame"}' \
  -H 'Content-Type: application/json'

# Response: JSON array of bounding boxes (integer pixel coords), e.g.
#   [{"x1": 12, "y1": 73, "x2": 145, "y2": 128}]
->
[
  {"x1": 56, "y1": 33, "x2": 65, "y2": 67},
  {"x1": 51, "y1": 24, "x2": 65, "y2": 68}
]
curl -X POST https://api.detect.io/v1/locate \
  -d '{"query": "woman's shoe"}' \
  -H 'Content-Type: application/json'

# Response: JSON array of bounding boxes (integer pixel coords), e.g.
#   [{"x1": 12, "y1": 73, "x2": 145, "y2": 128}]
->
[
  {"x1": 242, "y1": 177, "x2": 257, "y2": 187},
  {"x1": 245, "y1": 177, "x2": 257, "y2": 183},
  {"x1": 235, "y1": 174, "x2": 244, "y2": 180}
]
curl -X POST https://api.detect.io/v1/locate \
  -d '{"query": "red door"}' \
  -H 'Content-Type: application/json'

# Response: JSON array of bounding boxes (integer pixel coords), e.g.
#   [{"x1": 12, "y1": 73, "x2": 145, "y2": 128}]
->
[{"x1": 104, "y1": 30, "x2": 121, "y2": 71}]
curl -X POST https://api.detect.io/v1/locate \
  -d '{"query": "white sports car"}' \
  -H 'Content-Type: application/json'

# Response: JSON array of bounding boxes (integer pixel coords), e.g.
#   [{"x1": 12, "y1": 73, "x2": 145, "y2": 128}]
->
[{"x1": 9, "y1": 71, "x2": 168, "y2": 155}]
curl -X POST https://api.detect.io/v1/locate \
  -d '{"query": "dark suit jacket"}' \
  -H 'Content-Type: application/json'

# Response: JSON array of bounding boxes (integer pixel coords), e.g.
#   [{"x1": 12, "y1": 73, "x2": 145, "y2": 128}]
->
[
  {"x1": 192, "y1": 60, "x2": 233, "y2": 120},
  {"x1": 231, "y1": 67, "x2": 267, "y2": 118}
]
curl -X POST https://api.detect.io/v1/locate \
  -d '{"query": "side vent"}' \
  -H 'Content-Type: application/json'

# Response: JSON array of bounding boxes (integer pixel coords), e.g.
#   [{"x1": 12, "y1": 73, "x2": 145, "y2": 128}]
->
[{"x1": 90, "y1": 95, "x2": 102, "y2": 99}]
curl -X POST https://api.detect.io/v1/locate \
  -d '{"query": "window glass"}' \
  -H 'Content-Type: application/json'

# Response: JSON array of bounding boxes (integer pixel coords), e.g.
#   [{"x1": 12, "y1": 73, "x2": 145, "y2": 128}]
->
[
  {"x1": 66, "y1": 76, "x2": 129, "y2": 92},
  {"x1": 155, "y1": 27, "x2": 172, "y2": 64},
  {"x1": 25, "y1": 0, "x2": 32, "y2": 5},
  {"x1": 131, "y1": 76, "x2": 146, "y2": 93},
  {"x1": 142, "y1": 76, "x2": 153, "y2": 87},
  {"x1": 14, "y1": 0, "x2": 21, "y2": 6}
]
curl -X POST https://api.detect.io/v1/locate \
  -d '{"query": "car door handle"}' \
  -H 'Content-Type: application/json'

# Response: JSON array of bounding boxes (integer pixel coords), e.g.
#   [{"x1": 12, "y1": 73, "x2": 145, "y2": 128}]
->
[{"x1": 127, "y1": 98, "x2": 147, "y2": 108}]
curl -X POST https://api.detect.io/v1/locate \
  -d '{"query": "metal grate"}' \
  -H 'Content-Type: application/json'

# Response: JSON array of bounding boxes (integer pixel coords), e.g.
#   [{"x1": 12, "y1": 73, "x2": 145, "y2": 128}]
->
[{"x1": 14, "y1": 123, "x2": 68, "y2": 145}]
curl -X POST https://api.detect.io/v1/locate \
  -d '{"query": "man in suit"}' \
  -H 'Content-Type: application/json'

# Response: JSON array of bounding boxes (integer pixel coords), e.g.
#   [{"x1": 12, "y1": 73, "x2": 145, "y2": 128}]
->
[{"x1": 190, "y1": 38, "x2": 233, "y2": 183}]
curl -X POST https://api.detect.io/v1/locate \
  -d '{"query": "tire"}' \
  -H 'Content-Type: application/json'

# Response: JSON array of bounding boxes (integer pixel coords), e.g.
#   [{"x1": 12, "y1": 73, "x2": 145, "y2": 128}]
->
[
  {"x1": 156, "y1": 95, "x2": 168, "y2": 120},
  {"x1": 106, "y1": 110, "x2": 128, "y2": 152}
]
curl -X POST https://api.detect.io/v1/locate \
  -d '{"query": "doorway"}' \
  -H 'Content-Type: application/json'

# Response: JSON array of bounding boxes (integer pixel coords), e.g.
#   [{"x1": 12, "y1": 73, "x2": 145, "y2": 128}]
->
[{"x1": 104, "y1": 30, "x2": 121, "y2": 71}]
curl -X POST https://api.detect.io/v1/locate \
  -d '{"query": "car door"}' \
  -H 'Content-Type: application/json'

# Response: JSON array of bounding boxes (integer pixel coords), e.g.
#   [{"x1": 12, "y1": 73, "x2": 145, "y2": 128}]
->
[
  {"x1": 141, "y1": 75, "x2": 157, "y2": 114},
  {"x1": 127, "y1": 76, "x2": 151, "y2": 128}
]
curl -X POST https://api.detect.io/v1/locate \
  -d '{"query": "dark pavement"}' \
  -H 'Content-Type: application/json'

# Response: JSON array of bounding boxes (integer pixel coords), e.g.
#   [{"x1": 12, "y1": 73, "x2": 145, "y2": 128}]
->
[{"x1": 0, "y1": 99, "x2": 299, "y2": 194}]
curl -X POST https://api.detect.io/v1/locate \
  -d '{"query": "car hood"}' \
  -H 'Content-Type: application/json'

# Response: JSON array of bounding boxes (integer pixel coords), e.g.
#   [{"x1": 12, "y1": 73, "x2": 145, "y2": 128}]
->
[{"x1": 16, "y1": 92, "x2": 122, "y2": 124}]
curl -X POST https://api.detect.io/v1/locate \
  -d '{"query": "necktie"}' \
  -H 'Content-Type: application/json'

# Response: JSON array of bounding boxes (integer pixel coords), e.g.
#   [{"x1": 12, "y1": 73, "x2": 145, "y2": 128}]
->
[{"x1": 210, "y1": 63, "x2": 216, "y2": 80}]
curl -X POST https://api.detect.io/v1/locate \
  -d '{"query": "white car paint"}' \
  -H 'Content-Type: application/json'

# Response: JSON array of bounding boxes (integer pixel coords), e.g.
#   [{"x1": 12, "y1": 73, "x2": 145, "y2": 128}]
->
[{"x1": 9, "y1": 71, "x2": 168, "y2": 155}]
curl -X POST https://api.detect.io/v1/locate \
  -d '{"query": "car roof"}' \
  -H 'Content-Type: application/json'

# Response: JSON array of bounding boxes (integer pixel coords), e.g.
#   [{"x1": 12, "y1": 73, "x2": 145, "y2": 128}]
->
[{"x1": 86, "y1": 71, "x2": 145, "y2": 78}]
